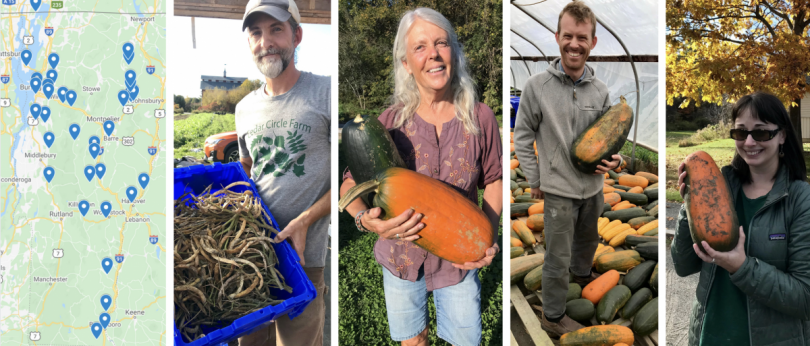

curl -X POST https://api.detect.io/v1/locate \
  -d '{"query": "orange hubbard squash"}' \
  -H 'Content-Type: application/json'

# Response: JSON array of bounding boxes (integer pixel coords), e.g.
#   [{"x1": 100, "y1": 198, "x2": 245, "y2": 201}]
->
[
  {"x1": 559, "y1": 325, "x2": 634, "y2": 346},
  {"x1": 569, "y1": 96, "x2": 634, "y2": 174},
  {"x1": 683, "y1": 151, "x2": 740, "y2": 252},
  {"x1": 618, "y1": 175, "x2": 649, "y2": 189},
  {"x1": 581, "y1": 270, "x2": 620, "y2": 304}
]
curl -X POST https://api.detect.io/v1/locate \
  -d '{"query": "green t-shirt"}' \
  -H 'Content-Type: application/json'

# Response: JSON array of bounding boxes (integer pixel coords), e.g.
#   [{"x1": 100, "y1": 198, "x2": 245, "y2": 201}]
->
[{"x1": 699, "y1": 187, "x2": 766, "y2": 346}]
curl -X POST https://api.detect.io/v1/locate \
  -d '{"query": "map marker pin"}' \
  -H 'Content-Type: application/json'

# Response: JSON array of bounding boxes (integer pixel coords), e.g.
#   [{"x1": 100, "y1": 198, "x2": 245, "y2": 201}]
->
[
  {"x1": 31, "y1": 72, "x2": 42, "y2": 82},
  {"x1": 89, "y1": 143, "x2": 100, "y2": 159},
  {"x1": 69, "y1": 124, "x2": 80, "y2": 140},
  {"x1": 100, "y1": 294, "x2": 112, "y2": 311},
  {"x1": 100, "y1": 202, "x2": 111, "y2": 218},
  {"x1": 46, "y1": 69, "x2": 57, "y2": 83},
  {"x1": 122, "y1": 43, "x2": 134, "y2": 64},
  {"x1": 99, "y1": 313, "x2": 110, "y2": 329},
  {"x1": 30, "y1": 104, "x2": 41, "y2": 119},
  {"x1": 138, "y1": 173, "x2": 149, "y2": 189},
  {"x1": 43, "y1": 166, "x2": 54, "y2": 183},
  {"x1": 43, "y1": 131, "x2": 54, "y2": 148},
  {"x1": 57, "y1": 86, "x2": 67, "y2": 103},
  {"x1": 66, "y1": 90, "x2": 77, "y2": 106},
  {"x1": 128, "y1": 85, "x2": 139, "y2": 101},
  {"x1": 124, "y1": 70, "x2": 136, "y2": 88},
  {"x1": 40, "y1": 106, "x2": 50, "y2": 123},
  {"x1": 126, "y1": 186, "x2": 137, "y2": 202},
  {"x1": 89, "y1": 136, "x2": 100, "y2": 145},
  {"x1": 78, "y1": 200, "x2": 89, "y2": 216},
  {"x1": 21, "y1": 50, "x2": 32, "y2": 66},
  {"x1": 48, "y1": 53, "x2": 59, "y2": 69},
  {"x1": 95, "y1": 163, "x2": 106, "y2": 179},
  {"x1": 103, "y1": 120, "x2": 115, "y2": 136},
  {"x1": 91, "y1": 323, "x2": 102, "y2": 339},
  {"x1": 42, "y1": 83, "x2": 54, "y2": 100},
  {"x1": 30, "y1": 78, "x2": 41, "y2": 93},
  {"x1": 117, "y1": 90, "x2": 129, "y2": 106},
  {"x1": 84, "y1": 165, "x2": 95, "y2": 182},
  {"x1": 101, "y1": 257, "x2": 113, "y2": 274},
  {"x1": 30, "y1": 0, "x2": 41, "y2": 11}
]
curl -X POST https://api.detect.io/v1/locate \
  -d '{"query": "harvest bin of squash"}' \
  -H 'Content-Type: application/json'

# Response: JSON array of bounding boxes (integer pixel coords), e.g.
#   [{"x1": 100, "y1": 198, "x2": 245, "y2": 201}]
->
[{"x1": 509, "y1": 127, "x2": 659, "y2": 345}]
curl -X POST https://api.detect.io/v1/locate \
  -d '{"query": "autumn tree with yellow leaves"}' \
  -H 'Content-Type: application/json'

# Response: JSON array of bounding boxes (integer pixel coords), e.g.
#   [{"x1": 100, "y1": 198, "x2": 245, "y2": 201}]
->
[{"x1": 666, "y1": 0, "x2": 810, "y2": 139}]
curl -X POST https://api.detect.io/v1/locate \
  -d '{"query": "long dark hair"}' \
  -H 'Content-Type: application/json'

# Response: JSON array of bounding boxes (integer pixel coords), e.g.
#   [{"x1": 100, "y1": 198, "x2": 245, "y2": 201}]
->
[{"x1": 730, "y1": 91, "x2": 806, "y2": 183}]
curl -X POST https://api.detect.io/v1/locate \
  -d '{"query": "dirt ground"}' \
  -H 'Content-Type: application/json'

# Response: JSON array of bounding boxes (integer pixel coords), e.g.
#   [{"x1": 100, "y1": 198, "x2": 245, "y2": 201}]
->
[{"x1": 666, "y1": 202, "x2": 698, "y2": 346}]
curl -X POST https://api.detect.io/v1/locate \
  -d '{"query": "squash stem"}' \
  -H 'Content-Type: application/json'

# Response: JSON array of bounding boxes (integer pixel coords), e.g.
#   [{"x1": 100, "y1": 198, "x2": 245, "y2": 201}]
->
[{"x1": 338, "y1": 180, "x2": 380, "y2": 212}]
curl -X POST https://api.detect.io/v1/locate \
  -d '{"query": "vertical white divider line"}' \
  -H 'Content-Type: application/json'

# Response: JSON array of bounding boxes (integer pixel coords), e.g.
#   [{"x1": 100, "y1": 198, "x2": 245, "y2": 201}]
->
[
  {"x1": 330, "y1": 0, "x2": 339, "y2": 344},
  {"x1": 657, "y1": 0, "x2": 667, "y2": 343},
  {"x1": 502, "y1": 0, "x2": 511, "y2": 345},
  {"x1": 165, "y1": 0, "x2": 174, "y2": 344}
]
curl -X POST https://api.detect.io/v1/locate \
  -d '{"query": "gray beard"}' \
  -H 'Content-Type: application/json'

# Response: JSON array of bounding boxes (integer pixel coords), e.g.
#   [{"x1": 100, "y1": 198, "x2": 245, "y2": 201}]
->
[{"x1": 254, "y1": 47, "x2": 293, "y2": 79}]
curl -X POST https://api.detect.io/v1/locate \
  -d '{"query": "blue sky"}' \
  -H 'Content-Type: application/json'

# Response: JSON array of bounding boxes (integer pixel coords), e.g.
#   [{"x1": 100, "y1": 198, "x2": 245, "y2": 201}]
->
[{"x1": 170, "y1": 17, "x2": 331, "y2": 97}]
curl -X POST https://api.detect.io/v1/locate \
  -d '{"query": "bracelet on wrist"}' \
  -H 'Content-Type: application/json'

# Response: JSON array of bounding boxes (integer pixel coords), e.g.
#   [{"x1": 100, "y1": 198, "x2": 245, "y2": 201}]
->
[{"x1": 355, "y1": 209, "x2": 371, "y2": 233}]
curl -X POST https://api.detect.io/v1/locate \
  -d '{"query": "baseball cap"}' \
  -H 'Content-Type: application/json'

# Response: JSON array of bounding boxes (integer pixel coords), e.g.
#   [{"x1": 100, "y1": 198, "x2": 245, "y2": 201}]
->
[{"x1": 242, "y1": 0, "x2": 301, "y2": 31}]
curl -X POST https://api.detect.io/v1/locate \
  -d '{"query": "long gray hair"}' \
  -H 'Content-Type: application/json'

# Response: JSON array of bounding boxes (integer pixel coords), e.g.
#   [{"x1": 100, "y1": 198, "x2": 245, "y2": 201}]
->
[{"x1": 391, "y1": 8, "x2": 479, "y2": 135}]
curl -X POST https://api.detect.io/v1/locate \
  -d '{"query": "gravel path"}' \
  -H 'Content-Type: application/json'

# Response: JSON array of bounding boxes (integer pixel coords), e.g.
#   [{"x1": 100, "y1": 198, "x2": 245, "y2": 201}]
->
[{"x1": 665, "y1": 201, "x2": 698, "y2": 346}]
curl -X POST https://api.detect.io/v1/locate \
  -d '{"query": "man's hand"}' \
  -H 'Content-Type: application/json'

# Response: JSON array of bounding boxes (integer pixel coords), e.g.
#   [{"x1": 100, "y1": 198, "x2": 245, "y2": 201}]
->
[
  {"x1": 452, "y1": 243, "x2": 499, "y2": 270},
  {"x1": 276, "y1": 216, "x2": 310, "y2": 266},
  {"x1": 530, "y1": 188, "x2": 544, "y2": 199},
  {"x1": 595, "y1": 154, "x2": 622, "y2": 175}
]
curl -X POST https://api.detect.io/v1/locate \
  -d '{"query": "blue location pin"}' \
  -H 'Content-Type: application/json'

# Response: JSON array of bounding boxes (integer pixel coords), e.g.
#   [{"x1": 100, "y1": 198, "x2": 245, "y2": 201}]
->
[
  {"x1": 103, "y1": 120, "x2": 115, "y2": 136},
  {"x1": 78, "y1": 200, "x2": 89, "y2": 216},
  {"x1": 69, "y1": 124, "x2": 80, "y2": 140},
  {"x1": 91, "y1": 323, "x2": 102, "y2": 339},
  {"x1": 95, "y1": 163, "x2": 106, "y2": 179},
  {"x1": 99, "y1": 313, "x2": 111, "y2": 329},
  {"x1": 30, "y1": 104, "x2": 41, "y2": 119},
  {"x1": 117, "y1": 90, "x2": 128, "y2": 106},
  {"x1": 89, "y1": 143, "x2": 100, "y2": 159},
  {"x1": 126, "y1": 186, "x2": 137, "y2": 202},
  {"x1": 43, "y1": 131, "x2": 54, "y2": 148},
  {"x1": 84, "y1": 165, "x2": 95, "y2": 181},
  {"x1": 128, "y1": 85, "x2": 139, "y2": 101},
  {"x1": 101, "y1": 257, "x2": 113, "y2": 274},
  {"x1": 40, "y1": 106, "x2": 50, "y2": 122},
  {"x1": 46, "y1": 69, "x2": 57, "y2": 83},
  {"x1": 100, "y1": 294, "x2": 112, "y2": 311},
  {"x1": 43, "y1": 166, "x2": 54, "y2": 183},
  {"x1": 66, "y1": 90, "x2": 76, "y2": 106},
  {"x1": 30, "y1": 0, "x2": 41, "y2": 11},
  {"x1": 31, "y1": 72, "x2": 42, "y2": 82},
  {"x1": 21, "y1": 50, "x2": 32, "y2": 66},
  {"x1": 30, "y1": 77, "x2": 41, "y2": 93},
  {"x1": 89, "y1": 136, "x2": 100, "y2": 145},
  {"x1": 122, "y1": 43, "x2": 134, "y2": 64},
  {"x1": 42, "y1": 83, "x2": 54, "y2": 100},
  {"x1": 138, "y1": 173, "x2": 150, "y2": 189},
  {"x1": 100, "y1": 201, "x2": 112, "y2": 218},
  {"x1": 124, "y1": 70, "x2": 136, "y2": 88},
  {"x1": 57, "y1": 86, "x2": 67, "y2": 103},
  {"x1": 47, "y1": 53, "x2": 59, "y2": 69}
]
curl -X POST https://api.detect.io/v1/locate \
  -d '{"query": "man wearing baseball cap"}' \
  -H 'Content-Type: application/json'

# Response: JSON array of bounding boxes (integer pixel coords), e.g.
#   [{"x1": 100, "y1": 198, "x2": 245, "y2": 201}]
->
[{"x1": 235, "y1": 0, "x2": 331, "y2": 345}]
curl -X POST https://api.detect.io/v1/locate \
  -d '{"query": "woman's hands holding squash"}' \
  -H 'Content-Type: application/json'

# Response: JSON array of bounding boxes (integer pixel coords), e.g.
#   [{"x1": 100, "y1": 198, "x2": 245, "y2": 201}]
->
[
  {"x1": 452, "y1": 243, "x2": 499, "y2": 270},
  {"x1": 693, "y1": 226, "x2": 747, "y2": 274},
  {"x1": 361, "y1": 207, "x2": 424, "y2": 241}
]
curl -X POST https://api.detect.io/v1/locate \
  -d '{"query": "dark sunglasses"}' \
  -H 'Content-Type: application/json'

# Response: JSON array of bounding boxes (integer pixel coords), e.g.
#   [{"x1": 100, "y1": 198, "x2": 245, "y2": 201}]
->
[{"x1": 729, "y1": 128, "x2": 781, "y2": 141}]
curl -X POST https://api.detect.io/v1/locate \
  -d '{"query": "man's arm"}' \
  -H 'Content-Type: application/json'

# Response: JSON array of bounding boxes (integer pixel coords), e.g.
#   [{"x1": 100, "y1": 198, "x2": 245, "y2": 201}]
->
[
  {"x1": 241, "y1": 157, "x2": 253, "y2": 179},
  {"x1": 276, "y1": 189, "x2": 331, "y2": 266},
  {"x1": 513, "y1": 81, "x2": 542, "y2": 190}
]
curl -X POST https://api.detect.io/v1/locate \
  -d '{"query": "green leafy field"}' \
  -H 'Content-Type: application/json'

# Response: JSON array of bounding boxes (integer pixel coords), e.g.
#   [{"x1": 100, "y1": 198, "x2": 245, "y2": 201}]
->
[
  {"x1": 174, "y1": 113, "x2": 237, "y2": 159},
  {"x1": 338, "y1": 151, "x2": 503, "y2": 345}
]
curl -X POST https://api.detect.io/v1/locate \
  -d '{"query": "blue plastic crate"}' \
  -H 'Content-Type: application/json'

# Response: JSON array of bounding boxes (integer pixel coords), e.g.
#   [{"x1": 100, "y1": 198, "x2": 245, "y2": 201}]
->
[
  {"x1": 173, "y1": 162, "x2": 316, "y2": 346},
  {"x1": 510, "y1": 96, "x2": 520, "y2": 129}
]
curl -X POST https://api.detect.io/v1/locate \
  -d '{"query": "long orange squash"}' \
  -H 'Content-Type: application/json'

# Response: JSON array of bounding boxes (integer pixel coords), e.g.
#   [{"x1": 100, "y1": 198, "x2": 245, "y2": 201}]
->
[
  {"x1": 560, "y1": 325, "x2": 634, "y2": 346},
  {"x1": 570, "y1": 96, "x2": 634, "y2": 174},
  {"x1": 683, "y1": 151, "x2": 739, "y2": 252},
  {"x1": 581, "y1": 270, "x2": 620, "y2": 304},
  {"x1": 338, "y1": 167, "x2": 494, "y2": 263}
]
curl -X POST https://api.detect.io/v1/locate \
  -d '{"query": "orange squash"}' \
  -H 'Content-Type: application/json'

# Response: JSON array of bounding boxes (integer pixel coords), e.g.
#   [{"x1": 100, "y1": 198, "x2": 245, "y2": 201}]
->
[
  {"x1": 581, "y1": 270, "x2": 620, "y2": 304},
  {"x1": 593, "y1": 246, "x2": 615, "y2": 266},
  {"x1": 612, "y1": 203, "x2": 636, "y2": 211},
  {"x1": 604, "y1": 179, "x2": 616, "y2": 186},
  {"x1": 635, "y1": 172, "x2": 658, "y2": 184},
  {"x1": 570, "y1": 96, "x2": 634, "y2": 174},
  {"x1": 512, "y1": 220, "x2": 536, "y2": 246},
  {"x1": 338, "y1": 168, "x2": 494, "y2": 263},
  {"x1": 595, "y1": 250, "x2": 643, "y2": 273},
  {"x1": 609, "y1": 229, "x2": 637, "y2": 247},
  {"x1": 526, "y1": 214, "x2": 545, "y2": 232},
  {"x1": 603, "y1": 185, "x2": 617, "y2": 194},
  {"x1": 683, "y1": 151, "x2": 740, "y2": 252},
  {"x1": 528, "y1": 201, "x2": 544, "y2": 215},
  {"x1": 627, "y1": 186, "x2": 643, "y2": 194},
  {"x1": 604, "y1": 193, "x2": 621, "y2": 206},
  {"x1": 510, "y1": 159, "x2": 520, "y2": 169},
  {"x1": 560, "y1": 325, "x2": 634, "y2": 346},
  {"x1": 618, "y1": 175, "x2": 649, "y2": 189}
]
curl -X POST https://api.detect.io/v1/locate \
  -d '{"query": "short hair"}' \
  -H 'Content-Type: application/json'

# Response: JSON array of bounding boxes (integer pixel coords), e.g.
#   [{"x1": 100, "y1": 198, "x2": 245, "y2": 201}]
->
[
  {"x1": 730, "y1": 91, "x2": 807, "y2": 182},
  {"x1": 557, "y1": 0, "x2": 597, "y2": 39}
]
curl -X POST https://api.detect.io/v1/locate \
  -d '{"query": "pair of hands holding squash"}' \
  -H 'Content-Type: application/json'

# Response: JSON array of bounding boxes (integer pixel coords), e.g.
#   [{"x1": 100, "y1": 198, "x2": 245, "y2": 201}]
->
[
  {"x1": 677, "y1": 162, "x2": 747, "y2": 274},
  {"x1": 359, "y1": 207, "x2": 499, "y2": 270}
]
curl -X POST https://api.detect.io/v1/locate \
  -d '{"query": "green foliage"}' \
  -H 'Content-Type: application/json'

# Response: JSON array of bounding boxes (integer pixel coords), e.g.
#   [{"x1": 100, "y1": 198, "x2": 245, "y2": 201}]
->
[
  {"x1": 337, "y1": 150, "x2": 502, "y2": 345},
  {"x1": 338, "y1": 0, "x2": 502, "y2": 115},
  {"x1": 199, "y1": 79, "x2": 263, "y2": 113},
  {"x1": 620, "y1": 141, "x2": 658, "y2": 172},
  {"x1": 677, "y1": 121, "x2": 733, "y2": 148},
  {"x1": 174, "y1": 113, "x2": 237, "y2": 159},
  {"x1": 174, "y1": 94, "x2": 186, "y2": 110}
]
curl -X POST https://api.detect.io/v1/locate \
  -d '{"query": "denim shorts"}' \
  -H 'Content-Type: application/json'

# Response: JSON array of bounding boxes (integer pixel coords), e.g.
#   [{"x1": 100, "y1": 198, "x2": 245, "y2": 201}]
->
[{"x1": 382, "y1": 266, "x2": 482, "y2": 346}]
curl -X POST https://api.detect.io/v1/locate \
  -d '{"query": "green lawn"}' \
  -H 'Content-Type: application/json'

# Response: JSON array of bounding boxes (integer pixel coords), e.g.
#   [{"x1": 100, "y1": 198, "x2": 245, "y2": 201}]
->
[
  {"x1": 174, "y1": 113, "x2": 237, "y2": 160},
  {"x1": 337, "y1": 150, "x2": 503, "y2": 345}
]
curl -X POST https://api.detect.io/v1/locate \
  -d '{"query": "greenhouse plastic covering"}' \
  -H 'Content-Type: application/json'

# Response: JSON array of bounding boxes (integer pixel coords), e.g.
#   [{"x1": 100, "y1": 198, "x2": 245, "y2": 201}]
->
[{"x1": 510, "y1": 0, "x2": 659, "y2": 150}]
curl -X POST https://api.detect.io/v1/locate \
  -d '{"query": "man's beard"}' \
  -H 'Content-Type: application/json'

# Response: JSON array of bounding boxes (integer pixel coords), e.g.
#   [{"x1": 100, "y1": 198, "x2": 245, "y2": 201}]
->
[{"x1": 254, "y1": 47, "x2": 293, "y2": 79}]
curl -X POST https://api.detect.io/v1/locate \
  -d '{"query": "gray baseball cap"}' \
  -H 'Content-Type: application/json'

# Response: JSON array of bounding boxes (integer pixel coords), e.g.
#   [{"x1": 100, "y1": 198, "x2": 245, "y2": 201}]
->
[{"x1": 242, "y1": 0, "x2": 301, "y2": 31}]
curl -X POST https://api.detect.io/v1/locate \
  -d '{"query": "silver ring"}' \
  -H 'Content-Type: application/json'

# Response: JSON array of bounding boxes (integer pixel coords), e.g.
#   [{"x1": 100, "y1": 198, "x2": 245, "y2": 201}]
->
[
  {"x1": 396, "y1": 233, "x2": 400, "y2": 239},
  {"x1": 712, "y1": 258, "x2": 716, "y2": 263}
]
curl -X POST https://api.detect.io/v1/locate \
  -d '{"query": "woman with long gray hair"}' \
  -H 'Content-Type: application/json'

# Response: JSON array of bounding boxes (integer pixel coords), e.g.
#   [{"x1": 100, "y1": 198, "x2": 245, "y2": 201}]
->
[{"x1": 340, "y1": 7, "x2": 502, "y2": 346}]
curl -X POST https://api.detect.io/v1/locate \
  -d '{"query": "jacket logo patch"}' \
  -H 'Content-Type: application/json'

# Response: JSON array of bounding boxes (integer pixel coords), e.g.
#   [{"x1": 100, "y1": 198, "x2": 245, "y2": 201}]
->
[{"x1": 769, "y1": 233, "x2": 786, "y2": 240}]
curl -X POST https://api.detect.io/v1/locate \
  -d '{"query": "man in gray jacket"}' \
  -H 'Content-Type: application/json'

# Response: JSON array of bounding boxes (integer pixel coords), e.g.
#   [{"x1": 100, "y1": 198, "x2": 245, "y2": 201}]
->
[{"x1": 513, "y1": 0, "x2": 621, "y2": 337}]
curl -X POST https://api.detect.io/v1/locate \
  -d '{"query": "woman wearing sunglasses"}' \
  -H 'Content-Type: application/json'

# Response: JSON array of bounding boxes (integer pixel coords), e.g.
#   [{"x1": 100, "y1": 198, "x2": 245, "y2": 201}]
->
[{"x1": 671, "y1": 91, "x2": 810, "y2": 345}]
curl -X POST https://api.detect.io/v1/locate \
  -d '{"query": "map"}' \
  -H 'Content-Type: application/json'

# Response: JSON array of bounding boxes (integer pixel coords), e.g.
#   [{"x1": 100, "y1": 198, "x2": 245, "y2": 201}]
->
[{"x1": 0, "y1": 0, "x2": 166, "y2": 345}]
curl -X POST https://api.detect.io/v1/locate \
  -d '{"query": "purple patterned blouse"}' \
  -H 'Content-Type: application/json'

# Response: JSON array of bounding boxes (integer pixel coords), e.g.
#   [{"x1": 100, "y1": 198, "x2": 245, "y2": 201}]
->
[{"x1": 343, "y1": 103, "x2": 502, "y2": 291}]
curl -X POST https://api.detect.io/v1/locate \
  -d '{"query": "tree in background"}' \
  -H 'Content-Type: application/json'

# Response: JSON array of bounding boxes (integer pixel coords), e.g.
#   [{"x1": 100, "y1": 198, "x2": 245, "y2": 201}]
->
[
  {"x1": 174, "y1": 95, "x2": 186, "y2": 112},
  {"x1": 198, "y1": 79, "x2": 263, "y2": 113},
  {"x1": 338, "y1": 0, "x2": 502, "y2": 117},
  {"x1": 666, "y1": 0, "x2": 810, "y2": 140}
]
